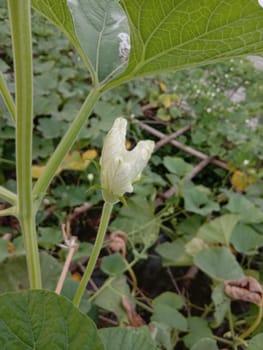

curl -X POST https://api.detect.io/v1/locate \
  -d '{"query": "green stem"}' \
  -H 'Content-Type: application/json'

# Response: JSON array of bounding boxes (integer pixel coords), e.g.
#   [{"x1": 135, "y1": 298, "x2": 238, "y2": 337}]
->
[
  {"x1": 240, "y1": 305, "x2": 263, "y2": 339},
  {"x1": 0, "y1": 186, "x2": 17, "y2": 206},
  {"x1": 33, "y1": 87, "x2": 101, "y2": 207},
  {"x1": 0, "y1": 71, "x2": 16, "y2": 123},
  {"x1": 73, "y1": 201, "x2": 113, "y2": 307},
  {"x1": 8, "y1": 0, "x2": 42, "y2": 289}
]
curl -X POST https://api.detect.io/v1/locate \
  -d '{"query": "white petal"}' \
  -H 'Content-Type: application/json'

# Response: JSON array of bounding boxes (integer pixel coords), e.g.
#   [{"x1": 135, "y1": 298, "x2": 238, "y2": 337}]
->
[
  {"x1": 100, "y1": 117, "x2": 154, "y2": 203},
  {"x1": 259, "y1": 0, "x2": 263, "y2": 8}
]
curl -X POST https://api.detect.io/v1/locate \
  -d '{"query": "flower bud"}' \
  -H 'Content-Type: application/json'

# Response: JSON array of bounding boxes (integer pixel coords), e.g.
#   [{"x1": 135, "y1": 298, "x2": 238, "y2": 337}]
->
[{"x1": 100, "y1": 117, "x2": 154, "y2": 203}]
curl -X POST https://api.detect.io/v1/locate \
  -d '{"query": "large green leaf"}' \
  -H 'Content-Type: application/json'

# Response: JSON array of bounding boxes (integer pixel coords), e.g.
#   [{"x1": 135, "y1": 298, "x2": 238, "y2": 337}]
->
[
  {"x1": 194, "y1": 247, "x2": 244, "y2": 280},
  {"x1": 0, "y1": 290, "x2": 104, "y2": 350},
  {"x1": 109, "y1": 0, "x2": 263, "y2": 86},
  {"x1": 31, "y1": 0, "x2": 77, "y2": 47},
  {"x1": 31, "y1": 0, "x2": 94, "y2": 76},
  {"x1": 67, "y1": 0, "x2": 129, "y2": 82},
  {"x1": 99, "y1": 327, "x2": 157, "y2": 350}
]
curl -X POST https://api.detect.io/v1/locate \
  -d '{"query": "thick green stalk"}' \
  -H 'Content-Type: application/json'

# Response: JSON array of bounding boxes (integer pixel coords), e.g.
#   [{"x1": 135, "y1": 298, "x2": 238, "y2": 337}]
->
[
  {"x1": 33, "y1": 87, "x2": 101, "y2": 207},
  {"x1": 73, "y1": 201, "x2": 113, "y2": 307},
  {"x1": 0, "y1": 72, "x2": 15, "y2": 123},
  {"x1": 8, "y1": 0, "x2": 42, "y2": 289}
]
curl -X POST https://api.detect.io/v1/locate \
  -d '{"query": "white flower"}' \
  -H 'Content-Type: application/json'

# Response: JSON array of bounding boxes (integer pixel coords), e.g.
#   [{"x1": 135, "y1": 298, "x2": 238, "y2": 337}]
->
[
  {"x1": 100, "y1": 117, "x2": 154, "y2": 203},
  {"x1": 259, "y1": 0, "x2": 263, "y2": 8}
]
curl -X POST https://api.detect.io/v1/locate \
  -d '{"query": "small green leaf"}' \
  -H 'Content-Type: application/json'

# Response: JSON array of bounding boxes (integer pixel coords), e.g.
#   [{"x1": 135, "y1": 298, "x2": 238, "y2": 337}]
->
[
  {"x1": 153, "y1": 291, "x2": 184, "y2": 310},
  {"x1": 191, "y1": 338, "x2": 219, "y2": 350},
  {"x1": 225, "y1": 193, "x2": 263, "y2": 223},
  {"x1": 184, "y1": 317, "x2": 213, "y2": 349},
  {"x1": 0, "y1": 252, "x2": 62, "y2": 292},
  {"x1": 183, "y1": 185, "x2": 220, "y2": 216},
  {"x1": 194, "y1": 247, "x2": 244, "y2": 281},
  {"x1": 231, "y1": 223, "x2": 263, "y2": 254},
  {"x1": 163, "y1": 156, "x2": 193, "y2": 177},
  {"x1": 247, "y1": 333, "x2": 263, "y2": 350},
  {"x1": 0, "y1": 290, "x2": 104, "y2": 350},
  {"x1": 110, "y1": 196, "x2": 160, "y2": 248},
  {"x1": 151, "y1": 304, "x2": 187, "y2": 331},
  {"x1": 197, "y1": 214, "x2": 240, "y2": 246},
  {"x1": 212, "y1": 284, "x2": 230, "y2": 326},
  {"x1": 101, "y1": 253, "x2": 126, "y2": 276},
  {"x1": 93, "y1": 276, "x2": 132, "y2": 322},
  {"x1": 68, "y1": 0, "x2": 129, "y2": 81},
  {"x1": 99, "y1": 326, "x2": 157, "y2": 350},
  {"x1": 155, "y1": 239, "x2": 192, "y2": 266}
]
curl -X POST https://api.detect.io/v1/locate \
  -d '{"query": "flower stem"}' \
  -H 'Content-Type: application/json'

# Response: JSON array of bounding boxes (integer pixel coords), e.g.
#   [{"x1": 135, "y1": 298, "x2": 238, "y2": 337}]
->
[
  {"x1": 33, "y1": 87, "x2": 101, "y2": 208},
  {"x1": 8, "y1": 0, "x2": 42, "y2": 289},
  {"x1": 73, "y1": 202, "x2": 113, "y2": 307}
]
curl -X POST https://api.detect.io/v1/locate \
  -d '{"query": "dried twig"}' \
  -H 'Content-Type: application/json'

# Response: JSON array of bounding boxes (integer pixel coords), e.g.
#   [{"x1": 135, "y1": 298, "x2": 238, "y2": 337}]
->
[
  {"x1": 137, "y1": 120, "x2": 228, "y2": 170},
  {"x1": 55, "y1": 225, "x2": 79, "y2": 295},
  {"x1": 155, "y1": 125, "x2": 191, "y2": 150}
]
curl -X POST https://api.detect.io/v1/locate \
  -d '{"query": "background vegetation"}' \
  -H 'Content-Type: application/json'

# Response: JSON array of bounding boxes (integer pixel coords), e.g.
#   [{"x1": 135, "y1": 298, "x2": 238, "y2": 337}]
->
[{"x1": 1, "y1": 1, "x2": 263, "y2": 349}]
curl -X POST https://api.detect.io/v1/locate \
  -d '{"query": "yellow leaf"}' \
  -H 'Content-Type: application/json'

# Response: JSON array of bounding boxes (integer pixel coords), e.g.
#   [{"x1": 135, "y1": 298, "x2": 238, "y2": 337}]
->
[
  {"x1": 159, "y1": 81, "x2": 167, "y2": 92},
  {"x1": 231, "y1": 170, "x2": 255, "y2": 192},
  {"x1": 71, "y1": 271, "x2": 82, "y2": 282},
  {"x1": 62, "y1": 151, "x2": 86, "y2": 171},
  {"x1": 82, "y1": 149, "x2": 97, "y2": 161},
  {"x1": 32, "y1": 165, "x2": 46, "y2": 179},
  {"x1": 159, "y1": 93, "x2": 171, "y2": 108}
]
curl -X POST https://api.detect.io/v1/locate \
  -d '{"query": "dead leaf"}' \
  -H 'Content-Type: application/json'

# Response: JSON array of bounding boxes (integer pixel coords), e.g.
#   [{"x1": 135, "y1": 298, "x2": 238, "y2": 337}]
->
[
  {"x1": 224, "y1": 276, "x2": 263, "y2": 305},
  {"x1": 108, "y1": 231, "x2": 127, "y2": 256}
]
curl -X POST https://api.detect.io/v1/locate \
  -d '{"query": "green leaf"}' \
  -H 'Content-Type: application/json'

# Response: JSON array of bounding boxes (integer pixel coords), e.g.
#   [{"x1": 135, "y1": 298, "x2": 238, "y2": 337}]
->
[
  {"x1": 151, "y1": 304, "x2": 187, "y2": 331},
  {"x1": 152, "y1": 292, "x2": 187, "y2": 331},
  {"x1": 99, "y1": 327, "x2": 157, "y2": 350},
  {"x1": 0, "y1": 290, "x2": 104, "y2": 350},
  {"x1": 225, "y1": 193, "x2": 263, "y2": 223},
  {"x1": 0, "y1": 239, "x2": 10, "y2": 263},
  {"x1": 247, "y1": 333, "x2": 263, "y2": 350},
  {"x1": 109, "y1": 0, "x2": 263, "y2": 86},
  {"x1": 101, "y1": 253, "x2": 126, "y2": 276},
  {"x1": 231, "y1": 223, "x2": 263, "y2": 254},
  {"x1": 212, "y1": 284, "x2": 230, "y2": 326},
  {"x1": 31, "y1": 0, "x2": 76, "y2": 41},
  {"x1": 183, "y1": 185, "x2": 220, "y2": 216},
  {"x1": 197, "y1": 214, "x2": 240, "y2": 246},
  {"x1": 110, "y1": 196, "x2": 160, "y2": 248},
  {"x1": 184, "y1": 317, "x2": 213, "y2": 349},
  {"x1": 163, "y1": 156, "x2": 193, "y2": 177},
  {"x1": 68, "y1": 0, "x2": 129, "y2": 82},
  {"x1": 155, "y1": 239, "x2": 192, "y2": 266},
  {"x1": 93, "y1": 276, "x2": 132, "y2": 323},
  {"x1": 31, "y1": 0, "x2": 92, "y2": 72},
  {"x1": 194, "y1": 247, "x2": 244, "y2": 281},
  {"x1": 153, "y1": 291, "x2": 185, "y2": 310},
  {"x1": 0, "y1": 252, "x2": 62, "y2": 292},
  {"x1": 191, "y1": 338, "x2": 219, "y2": 350}
]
